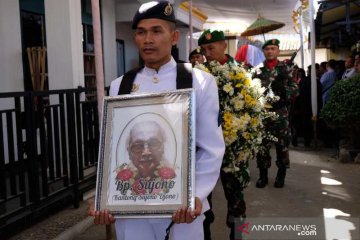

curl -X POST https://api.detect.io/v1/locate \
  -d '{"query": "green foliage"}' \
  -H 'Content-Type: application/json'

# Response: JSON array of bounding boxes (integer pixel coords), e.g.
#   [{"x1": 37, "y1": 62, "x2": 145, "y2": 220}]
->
[{"x1": 320, "y1": 75, "x2": 360, "y2": 125}]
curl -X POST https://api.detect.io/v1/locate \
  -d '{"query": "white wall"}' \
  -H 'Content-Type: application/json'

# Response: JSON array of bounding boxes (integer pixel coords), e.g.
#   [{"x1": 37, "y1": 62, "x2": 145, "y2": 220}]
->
[
  {"x1": 0, "y1": 0, "x2": 24, "y2": 163},
  {"x1": 116, "y1": 22, "x2": 139, "y2": 71},
  {"x1": 177, "y1": 28, "x2": 190, "y2": 62},
  {"x1": 102, "y1": 0, "x2": 117, "y2": 87},
  {"x1": 0, "y1": 0, "x2": 24, "y2": 92},
  {"x1": 176, "y1": 7, "x2": 204, "y2": 31},
  {"x1": 227, "y1": 39, "x2": 237, "y2": 58},
  {"x1": 45, "y1": 0, "x2": 84, "y2": 90},
  {"x1": 328, "y1": 47, "x2": 352, "y2": 61},
  {"x1": 116, "y1": 2, "x2": 140, "y2": 22},
  {"x1": 293, "y1": 48, "x2": 328, "y2": 68}
]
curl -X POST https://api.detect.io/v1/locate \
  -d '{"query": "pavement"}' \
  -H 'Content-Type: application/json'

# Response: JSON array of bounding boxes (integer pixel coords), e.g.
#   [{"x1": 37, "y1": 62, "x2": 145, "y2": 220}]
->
[{"x1": 9, "y1": 145, "x2": 360, "y2": 240}]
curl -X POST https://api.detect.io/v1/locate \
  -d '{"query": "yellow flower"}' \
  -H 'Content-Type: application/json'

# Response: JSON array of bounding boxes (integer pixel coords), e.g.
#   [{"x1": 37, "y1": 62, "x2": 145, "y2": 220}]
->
[
  {"x1": 245, "y1": 94, "x2": 253, "y2": 104},
  {"x1": 224, "y1": 130, "x2": 238, "y2": 145},
  {"x1": 245, "y1": 78, "x2": 251, "y2": 86},
  {"x1": 223, "y1": 112, "x2": 232, "y2": 122},
  {"x1": 224, "y1": 121, "x2": 232, "y2": 130},
  {"x1": 235, "y1": 83, "x2": 243, "y2": 88},
  {"x1": 242, "y1": 132, "x2": 250, "y2": 140},
  {"x1": 236, "y1": 72, "x2": 245, "y2": 80},
  {"x1": 250, "y1": 117, "x2": 259, "y2": 127},
  {"x1": 241, "y1": 89, "x2": 247, "y2": 97},
  {"x1": 230, "y1": 130, "x2": 237, "y2": 139}
]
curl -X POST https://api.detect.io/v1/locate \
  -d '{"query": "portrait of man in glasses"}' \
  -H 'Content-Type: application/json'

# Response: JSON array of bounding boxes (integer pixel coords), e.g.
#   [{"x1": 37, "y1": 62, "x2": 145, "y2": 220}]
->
[{"x1": 126, "y1": 120, "x2": 170, "y2": 179}]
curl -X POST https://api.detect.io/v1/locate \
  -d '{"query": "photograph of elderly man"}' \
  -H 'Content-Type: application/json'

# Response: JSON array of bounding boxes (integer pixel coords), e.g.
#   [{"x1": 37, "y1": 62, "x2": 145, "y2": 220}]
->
[{"x1": 126, "y1": 121, "x2": 169, "y2": 179}]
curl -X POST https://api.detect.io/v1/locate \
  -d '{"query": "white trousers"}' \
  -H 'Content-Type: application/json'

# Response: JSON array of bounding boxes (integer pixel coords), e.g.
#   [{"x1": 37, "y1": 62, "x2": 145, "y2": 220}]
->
[{"x1": 115, "y1": 215, "x2": 205, "y2": 240}]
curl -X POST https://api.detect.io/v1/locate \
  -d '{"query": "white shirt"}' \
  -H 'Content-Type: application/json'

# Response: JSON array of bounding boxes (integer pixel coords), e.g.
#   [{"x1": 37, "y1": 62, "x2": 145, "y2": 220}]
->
[
  {"x1": 110, "y1": 57, "x2": 225, "y2": 212},
  {"x1": 341, "y1": 67, "x2": 356, "y2": 80}
]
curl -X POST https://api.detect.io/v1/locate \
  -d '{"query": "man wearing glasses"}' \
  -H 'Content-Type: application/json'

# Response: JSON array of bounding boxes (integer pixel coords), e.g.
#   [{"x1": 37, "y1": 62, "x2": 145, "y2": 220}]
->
[{"x1": 126, "y1": 121, "x2": 168, "y2": 179}]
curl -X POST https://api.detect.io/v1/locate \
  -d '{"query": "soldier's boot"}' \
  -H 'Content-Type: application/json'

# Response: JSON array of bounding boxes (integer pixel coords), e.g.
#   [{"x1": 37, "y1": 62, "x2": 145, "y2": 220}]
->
[
  {"x1": 230, "y1": 224, "x2": 235, "y2": 240},
  {"x1": 230, "y1": 225, "x2": 243, "y2": 240},
  {"x1": 274, "y1": 167, "x2": 286, "y2": 188},
  {"x1": 203, "y1": 208, "x2": 214, "y2": 240},
  {"x1": 230, "y1": 217, "x2": 245, "y2": 240},
  {"x1": 291, "y1": 135, "x2": 298, "y2": 147},
  {"x1": 255, "y1": 168, "x2": 268, "y2": 188}
]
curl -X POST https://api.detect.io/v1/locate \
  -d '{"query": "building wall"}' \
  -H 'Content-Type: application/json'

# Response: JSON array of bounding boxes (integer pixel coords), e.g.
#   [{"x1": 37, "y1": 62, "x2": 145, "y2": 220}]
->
[
  {"x1": 45, "y1": 0, "x2": 84, "y2": 90},
  {"x1": 328, "y1": 48, "x2": 352, "y2": 61},
  {"x1": 177, "y1": 28, "x2": 190, "y2": 62},
  {"x1": 0, "y1": 0, "x2": 203, "y2": 93},
  {"x1": 116, "y1": 22, "x2": 139, "y2": 72},
  {"x1": 101, "y1": 0, "x2": 117, "y2": 87},
  {"x1": 295, "y1": 48, "x2": 329, "y2": 68},
  {"x1": 227, "y1": 39, "x2": 237, "y2": 58},
  {"x1": 0, "y1": 0, "x2": 24, "y2": 92}
]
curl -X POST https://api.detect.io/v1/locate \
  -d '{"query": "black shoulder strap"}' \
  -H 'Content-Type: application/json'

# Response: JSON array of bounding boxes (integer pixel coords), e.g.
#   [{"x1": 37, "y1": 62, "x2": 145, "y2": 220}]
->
[
  {"x1": 176, "y1": 63, "x2": 193, "y2": 89},
  {"x1": 118, "y1": 67, "x2": 143, "y2": 95}
]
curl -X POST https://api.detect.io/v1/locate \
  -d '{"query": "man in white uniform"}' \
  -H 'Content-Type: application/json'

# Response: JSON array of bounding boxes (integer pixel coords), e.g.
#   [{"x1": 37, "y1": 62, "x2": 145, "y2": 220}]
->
[
  {"x1": 89, "y1": 1, "x2": 225, "y2": 240},
  {"x1": 341, "y1": 56, "x2": 356, "y2": 80}
]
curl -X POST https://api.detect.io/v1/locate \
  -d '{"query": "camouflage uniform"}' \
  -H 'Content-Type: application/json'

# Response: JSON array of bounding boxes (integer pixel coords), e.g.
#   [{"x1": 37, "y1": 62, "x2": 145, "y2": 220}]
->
[
  {"x1": 215, "y1": 55, "x2": 249, "y2": 239},
  {"x1": 254, "y1": 60, "x2": 298, "y2": 170},
  {"x1": 221, "y1": 55, "x2": 248, "y2": 210},
  {"x1": 199, "y1": 29, "x2": 250, "y2": 239}
]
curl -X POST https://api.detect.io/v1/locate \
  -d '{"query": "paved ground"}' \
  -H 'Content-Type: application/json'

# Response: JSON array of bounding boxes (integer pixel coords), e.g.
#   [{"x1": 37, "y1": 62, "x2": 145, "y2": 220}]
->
[{"x1": 9, "y1": 146, "x2": 360, "y2": 240}]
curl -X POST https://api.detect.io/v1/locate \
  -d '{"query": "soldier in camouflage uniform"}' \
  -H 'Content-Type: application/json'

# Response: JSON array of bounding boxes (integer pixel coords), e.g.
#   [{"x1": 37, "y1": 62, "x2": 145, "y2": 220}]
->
[
  {"x1": 253, "y1": 39, "x2": 299, "y2": 188},
  {"x1": 199, "y1": 29, "x2": 248, "y2": 240}
]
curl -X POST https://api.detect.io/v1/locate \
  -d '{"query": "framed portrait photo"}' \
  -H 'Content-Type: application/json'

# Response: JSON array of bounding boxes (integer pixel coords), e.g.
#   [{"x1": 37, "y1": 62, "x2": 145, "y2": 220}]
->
[{"x1": 95, "y1": 89, "x2": 196, "y2": 218}]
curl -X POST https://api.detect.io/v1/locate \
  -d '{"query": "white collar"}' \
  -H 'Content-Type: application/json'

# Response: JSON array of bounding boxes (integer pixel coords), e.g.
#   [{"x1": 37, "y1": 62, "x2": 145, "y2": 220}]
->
[{"x1": 143, "y1": 57, "x2": 177, "y2": 75}]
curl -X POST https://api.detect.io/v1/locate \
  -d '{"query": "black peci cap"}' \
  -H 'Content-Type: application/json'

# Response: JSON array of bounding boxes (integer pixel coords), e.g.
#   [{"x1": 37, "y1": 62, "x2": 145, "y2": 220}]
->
[
  {"x1": 188, "y1": 47, "x2": 204, "y2": 60},
  {"x1": 132, "y1": 1, "x2": 176, "y2": 29}
]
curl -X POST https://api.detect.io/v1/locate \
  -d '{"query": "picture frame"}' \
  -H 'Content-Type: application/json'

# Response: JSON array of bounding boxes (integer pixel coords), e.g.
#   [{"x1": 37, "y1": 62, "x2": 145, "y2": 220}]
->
[{"x1": 95, "y1": 89, "x2": 196, "y2": 218}]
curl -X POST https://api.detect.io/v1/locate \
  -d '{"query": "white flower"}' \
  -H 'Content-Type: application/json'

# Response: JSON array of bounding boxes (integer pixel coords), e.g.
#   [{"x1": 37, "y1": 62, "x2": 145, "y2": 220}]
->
[
  {"x1": 222, "y1": 167, "x2": 233, "y2": 173},
  {"x1": 193, "y1": 59, "x2": 277, "y2": 179},
  {"x1": 223, "y1": 83, "x2": 234, "y2": 95},
  {"x1": 231, "y1": 96, "x2": 244, "y2": 110}
]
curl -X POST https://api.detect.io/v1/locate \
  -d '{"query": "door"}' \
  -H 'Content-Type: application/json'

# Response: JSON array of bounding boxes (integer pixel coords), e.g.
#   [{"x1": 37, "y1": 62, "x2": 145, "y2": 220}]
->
[{"x1": 116, "y1": 39, "x2": 125, "y2": 77}]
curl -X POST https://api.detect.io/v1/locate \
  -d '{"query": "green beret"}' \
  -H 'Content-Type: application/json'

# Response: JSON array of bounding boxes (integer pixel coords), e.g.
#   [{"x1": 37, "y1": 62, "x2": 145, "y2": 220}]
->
[
  {"x1": 132, "y1": 1, "x2": 176, "y2": 29},
  {"x1": 188, "y1": 47, "x2": 204, "y2": 60},
  {"x1": 198, "y1": 29, "x2": 225, "y2": 45},
  {"x1": 262, "y1": 39, "x2": 280, "y2": 49}
]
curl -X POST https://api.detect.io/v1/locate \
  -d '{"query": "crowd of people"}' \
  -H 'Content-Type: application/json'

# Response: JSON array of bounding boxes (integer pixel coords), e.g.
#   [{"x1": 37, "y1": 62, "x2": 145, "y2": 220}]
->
[
  {"x1": 88, "y1": 1, "x2": 357, "y2": 240},
  {"x1": 290, "y1": 54, "x2": 360, "y2": 149}
]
